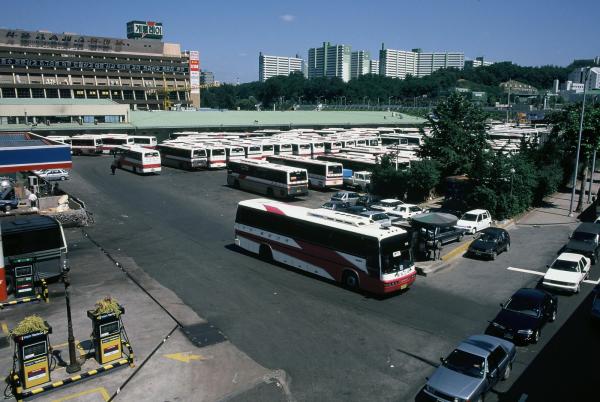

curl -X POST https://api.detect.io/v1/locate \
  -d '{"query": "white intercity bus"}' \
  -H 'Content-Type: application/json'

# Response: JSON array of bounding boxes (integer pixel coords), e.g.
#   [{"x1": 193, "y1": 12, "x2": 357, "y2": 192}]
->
[
  {"x1": 130, "y1": 135, "x2": 157, "y2": 149},
  {"x1": 205, "y1": 146, "x2": 227, "y2": 169},
  {"x1": 114, "y1": 146, "x2": 161, "y2": 174},
  {"x1": 227, "y1": 158, "x2": 308, "y2": 198},
  {"x1": 101, "y1": 134, "x2": 134, "y2": 154},
  {"x1": 234, "y1": 199, "x2": 417, "y2": 294},
  {"x1": 71, "y1": 135, "x2": 103, "y2": 155},
  {"x1": 266, "y1": 155, "x2": 343, "y2": 189},
  {"x1": 158, "y1": 144, "x2": 208, "y2": 170}
]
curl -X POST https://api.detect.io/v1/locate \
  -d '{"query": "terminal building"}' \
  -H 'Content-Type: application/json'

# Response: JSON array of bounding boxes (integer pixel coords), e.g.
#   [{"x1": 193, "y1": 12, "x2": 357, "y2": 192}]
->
[{"x1": 0, "y1": 21, "x2": 200, "y2": 110}]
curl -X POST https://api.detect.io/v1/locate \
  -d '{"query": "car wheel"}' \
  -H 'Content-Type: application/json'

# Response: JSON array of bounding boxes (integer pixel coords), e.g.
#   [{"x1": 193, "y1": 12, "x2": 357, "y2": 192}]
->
[
  {"x1": 550, "y1": 308, "x2": 557, "y2": 322},
  {"x1": 491, "y1": 251, "x2": 497, "y2": 260},
  {"x1": 471, "y1": 228, "x2": 476, "y2": 235},
  {"x1": 60, "y1": 176, "x2": 66, "y2": 181},
  {"x1": 234, "y1": 180, "x2": 240, "y2": 189},
  {"x1": 458, "y1": 233, "x2": 464, "y2": 242},
  {"x1": 4, "y1": 205, "x2": 11, "y2": 212},
  {"x1": 502, "y1": 363, "x2": 512, "y2": 381},
  {"x1": 505, "y1": 243, "x2": 510, "y2": 252},
  {"x1": 342, "y1": 271, "x2": 359, "y2": 290},
  {"x1": 533, "y1": 329, "x2": 540, "y2": 344}
]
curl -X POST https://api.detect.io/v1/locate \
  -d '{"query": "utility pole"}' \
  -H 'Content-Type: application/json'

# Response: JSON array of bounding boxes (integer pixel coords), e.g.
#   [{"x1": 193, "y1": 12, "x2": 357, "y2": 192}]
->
[
  {"x1": 62, "y1": 256, "x2": 81, "y2": 373},
  {"x1": 588, "y1": 149, "x2": 597, "y2": 204},
  {"x1": 569, "y1": 67, "x2": 590, "y2": 216}
]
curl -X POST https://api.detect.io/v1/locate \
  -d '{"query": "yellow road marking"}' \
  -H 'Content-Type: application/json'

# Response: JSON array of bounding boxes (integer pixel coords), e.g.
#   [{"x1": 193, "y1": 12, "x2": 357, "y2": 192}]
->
[
  {"x1": 50, "y1": 386, "x2": 110, "y2": 402},
  {"x1": 1, "y1": 322, "x2": 9, "y2": 335},
  {"x1": 163, "y1": 352, "x2": 206, "y2": 363}
]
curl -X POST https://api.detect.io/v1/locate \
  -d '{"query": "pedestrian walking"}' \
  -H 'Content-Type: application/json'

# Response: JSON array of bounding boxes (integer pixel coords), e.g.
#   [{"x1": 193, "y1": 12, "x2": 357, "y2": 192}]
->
[
  {"x1": 28, "y1": 192, "x2": 38, "y2": 209},
  {"x1": 110, "y1": 161, "x2": 116, "y2": 175}
]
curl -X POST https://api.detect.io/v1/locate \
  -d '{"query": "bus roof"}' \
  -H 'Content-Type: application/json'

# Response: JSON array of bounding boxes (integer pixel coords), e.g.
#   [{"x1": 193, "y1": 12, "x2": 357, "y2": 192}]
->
[
  {"x1": 268, "y1": 155, "x2": 341, "y2": 166},
  {"x1": 0, "y1": 215, "x2": 61, "y2": 234},
  {"x1": 232, "y1": 158, "x2": 307, "y2": 173},
  {"x1": 239, "y1": 198, "x2": 407, "y2": 239}
]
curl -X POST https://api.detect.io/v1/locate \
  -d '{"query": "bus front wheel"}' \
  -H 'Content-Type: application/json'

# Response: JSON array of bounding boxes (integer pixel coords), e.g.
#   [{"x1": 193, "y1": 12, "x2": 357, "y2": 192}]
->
[{"x1": 342, "y1": 271, "x2": 359, "y2": 290}]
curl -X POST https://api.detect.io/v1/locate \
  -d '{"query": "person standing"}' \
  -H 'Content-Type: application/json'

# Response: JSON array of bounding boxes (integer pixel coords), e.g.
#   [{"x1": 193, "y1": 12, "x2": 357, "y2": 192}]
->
[
  {"x1": 110, "y1": 161, "x2": 116, "y2": 175},
  {"x1": 28, "y1": 191, "x2": 38, "y2": 209}
]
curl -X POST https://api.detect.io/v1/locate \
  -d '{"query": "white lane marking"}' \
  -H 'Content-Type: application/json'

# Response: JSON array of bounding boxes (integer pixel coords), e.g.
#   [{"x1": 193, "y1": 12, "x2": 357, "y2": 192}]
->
[{"x1": 507, "y1": 267, "x2": 544, "y2": 276}]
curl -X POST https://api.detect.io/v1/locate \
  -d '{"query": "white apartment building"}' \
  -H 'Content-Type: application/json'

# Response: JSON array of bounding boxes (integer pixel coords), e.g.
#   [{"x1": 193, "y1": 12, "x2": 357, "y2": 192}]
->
[
  {"x1": 351, "y1": 51, "x2": 371, "y2": 79},
  {"x1": 379, "y1": 45, "x2": 464, "y2": 79},
  {"x1": 259, "y1": 53, "x2": 304, "y2": 82},
  {"x1": 379, "y1": 48, "x2": 417, "y2": 79},
  {"x1": 369, "y1": 60, "x2": 379, "y2": 75},
  {"x1": 308, "y1": 42, "x2": 351, "y2": 82},
  {"x1": 568, "y1": 67, "x2": 600, "y2": 90}
]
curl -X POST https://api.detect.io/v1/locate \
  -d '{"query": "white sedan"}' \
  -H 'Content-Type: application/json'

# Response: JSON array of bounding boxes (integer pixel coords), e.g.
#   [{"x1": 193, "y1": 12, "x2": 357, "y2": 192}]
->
[
  {"x1": 33, "y1": 169, "x2": 70, "y2": 181},
  {"x1": 387, "y1": 204, "x2": 427, "y2": 220},
  {"x1": 542, "y1": 252, "x2": 590, "y2": 293},
  {"x1": 370, "y1": 199, "x2": 404, "y2": 213}
]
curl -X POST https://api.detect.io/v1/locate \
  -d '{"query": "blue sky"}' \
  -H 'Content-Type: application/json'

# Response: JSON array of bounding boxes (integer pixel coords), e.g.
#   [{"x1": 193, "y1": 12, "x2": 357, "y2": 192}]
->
[{"x1": 2, "y1": 0, "x2": 598, "y2": 83}]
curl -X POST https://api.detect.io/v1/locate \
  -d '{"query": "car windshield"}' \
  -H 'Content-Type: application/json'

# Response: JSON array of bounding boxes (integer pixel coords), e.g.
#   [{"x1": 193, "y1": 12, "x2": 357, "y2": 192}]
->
[
  {"x1": 380, "y1": 235, "x2": 412, "y2": 274},
  {"x1": 332, "y1": 192, "x2": 346, "y2": 198},
  {"x1": 572, "y1": 231, "x2": 596, "y2": 243},
  {"x1": 479, "y1": 233, "x2": 498, "y2": 242},
  {"x1": 380, "y1": 201, "x2": 401, "y2": 207},
  {"x1": 443, "y1": 349, "x2": 485, "y2": 378},
  {"x1": 505, "y1": 295, "x2": 541, "y2": 317},
  {"x1": 409, "y1": 206, "x2": 422, "y2": 212},
  {"x1": 461, "y1": 213, "x2": 478, "y2": 221},
  {"x1": 551, "y1": 259, "x2": 579, "y2": 272},
  {"x1": 371, "y1": 214, "x2": 388, "y2": 221}
]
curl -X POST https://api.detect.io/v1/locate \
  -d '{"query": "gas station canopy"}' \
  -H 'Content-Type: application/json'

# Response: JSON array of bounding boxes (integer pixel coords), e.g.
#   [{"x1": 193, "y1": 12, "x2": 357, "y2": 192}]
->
[{"x1": 0, "y1": 132, "x2": 71, "y2": 174}]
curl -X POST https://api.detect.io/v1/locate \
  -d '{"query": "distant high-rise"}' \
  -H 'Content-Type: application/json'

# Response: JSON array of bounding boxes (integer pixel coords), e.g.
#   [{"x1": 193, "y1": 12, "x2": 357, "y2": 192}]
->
[
  {"x1": 351, "y1": 51, "x2": 371, "y2": 79},
  {"x1": 369, "y1": 60, "x2": 379, "y2": 75},
  {"x1": 465, "y1": 56, "x2": 494, "y2": 69},
  {"x1": 379, "y1": 46, "x2": 417, "y2": 79},
  {"x1": 379, "y1": 45, "x2": 464, "y2": 79},
  {"x1": 308, "y1": 42, "x2": 351, "y2": 82},
  {"x1": 259, "y1": 52, "x2": 304, "y2": 82},
  {"x1": 569, "y1": 67, "x2": 600, "y2": 90},
  {"x1": 200, "y1": 70, "x2": 215, "y2": 85},
  {"x1": 412, "y1": 48, "x2": 465, "y2": 77}
]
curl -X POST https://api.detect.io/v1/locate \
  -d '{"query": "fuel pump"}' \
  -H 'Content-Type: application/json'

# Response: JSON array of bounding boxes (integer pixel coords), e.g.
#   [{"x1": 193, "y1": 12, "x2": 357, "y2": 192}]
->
[
  {"x1": 87, "y1": 305, "x2": 125, "y2": 364},
  {"x1": 9, "y1": 319, "x2": 52, "y2": 391}
]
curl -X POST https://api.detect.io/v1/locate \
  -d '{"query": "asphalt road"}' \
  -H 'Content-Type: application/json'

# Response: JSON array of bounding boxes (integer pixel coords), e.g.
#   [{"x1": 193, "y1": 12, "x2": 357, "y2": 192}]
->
[{"x1": 61, "y1": 156, "x2": 599, "y2": 402}]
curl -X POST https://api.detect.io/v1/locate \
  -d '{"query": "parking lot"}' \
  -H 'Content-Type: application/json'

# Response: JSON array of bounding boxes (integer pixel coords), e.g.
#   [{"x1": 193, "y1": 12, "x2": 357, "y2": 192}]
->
[{"x1": 60, "y1": 155, "x2": 599, "y2": 402}]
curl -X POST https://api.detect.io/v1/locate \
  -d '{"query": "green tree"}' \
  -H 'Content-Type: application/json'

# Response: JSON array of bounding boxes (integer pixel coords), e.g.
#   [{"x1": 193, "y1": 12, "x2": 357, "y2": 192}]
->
[
  {"x1": 549, "y1": 102, "x2": 600, "y2": 211},
  {"x1": 406, "y1": 160, "x2": 441, "y2": 201},
  {"x1": 419, "y1": 92, "x2": 489, "y2": 177}
]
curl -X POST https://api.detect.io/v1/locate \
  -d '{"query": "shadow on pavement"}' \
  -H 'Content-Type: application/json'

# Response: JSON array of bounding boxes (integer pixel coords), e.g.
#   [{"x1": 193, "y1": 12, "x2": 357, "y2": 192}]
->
[{"x1": 498, "y1": 292, "x2": 599, "y2": 402}]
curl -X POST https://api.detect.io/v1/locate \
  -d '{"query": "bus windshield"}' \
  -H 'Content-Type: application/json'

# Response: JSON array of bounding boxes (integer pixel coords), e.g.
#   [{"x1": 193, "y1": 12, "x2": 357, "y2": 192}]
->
[
  {"x1": 289, "y1": 171, "x2": 307, "y2": 182},
  {"x1": 379, "y1": 235, "x2": 412, "y2": 274},
  {"x1": 212, "y1": 149, "x2": 225, "y2": 156},
  {"x1": 145, "y1": 152, "x2": 159, "y2": 158},
  {"x1": 328, "y1": 165, "x2": 343, "y2": 175},
  {"x1": 193, "y1": 149, "x2": 207, "y2": 158}
]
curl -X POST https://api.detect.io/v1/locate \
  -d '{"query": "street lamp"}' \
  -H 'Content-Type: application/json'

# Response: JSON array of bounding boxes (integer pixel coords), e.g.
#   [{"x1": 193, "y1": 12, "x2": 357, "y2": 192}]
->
[
  {"x1": 569, "y1": 67, "x2": 591, "y2": 216},
  {"x1": 62, "y1": 256, "x2": 81, "y2": 373},
  {"x1": 510, "y1": 168, "x2": 516, "y2": 197}
]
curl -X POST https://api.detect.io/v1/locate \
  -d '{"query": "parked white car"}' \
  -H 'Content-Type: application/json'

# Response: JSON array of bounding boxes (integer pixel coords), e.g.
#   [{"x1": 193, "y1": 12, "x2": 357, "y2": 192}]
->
[
  {"x1": 371, "y1": 199, "x2": 404, "y2": 213},
  {"x1": 387, "y1": 204, "x2": 427, "y2": 220},
  {"x1": 456, "y1": 209, "x2": 492, "y2": 234},
  {"x1": 542, "y1": 252, "x2": 590, "y2": 293},
  {"x1": 34, "y1": 168, "x2": 70, "y2": 181}
]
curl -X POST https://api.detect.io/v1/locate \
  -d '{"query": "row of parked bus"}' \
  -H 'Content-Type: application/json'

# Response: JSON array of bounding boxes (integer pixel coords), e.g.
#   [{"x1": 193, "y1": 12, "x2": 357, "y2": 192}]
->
[{"x1": 46, "y1": 134, "x2": 157, "y2": 155}]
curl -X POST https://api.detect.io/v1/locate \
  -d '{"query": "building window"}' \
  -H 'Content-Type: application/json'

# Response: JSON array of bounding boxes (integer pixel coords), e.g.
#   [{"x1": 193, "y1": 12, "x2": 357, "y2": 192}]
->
[
  {"x1": 123, "y1": 90, "x2": 134, "y2": 100},
  {"x1": 86, "y1": 89, "x2": 98, "y2": 98},
  {"x1": 17, "y1": 88, "x2": 30, "y2": 98},
  {"x1": 46, "y1": 88, "x2": 59, "y2": 98},
  {"x1": 1, "y1": 88, "x2": 16, "y2": 98},
  {"x1": 74, "y1": 90, "x2": 86, "y2": 99},
  {"x1": 99, "y1": 90, "x2": 111, "y2": 99},
  {"x1": 31, "y1": 88, "x2": 45, "y2": 98},
  {"x1": 59, "y1": 89, "x2": 72, "y2": 98}
]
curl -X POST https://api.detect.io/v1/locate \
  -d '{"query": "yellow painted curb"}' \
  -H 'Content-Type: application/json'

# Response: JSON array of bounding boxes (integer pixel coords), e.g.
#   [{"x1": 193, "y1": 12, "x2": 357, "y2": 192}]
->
[{"x1": 441, "y1": 240, "x2": 473, "y2": 261}]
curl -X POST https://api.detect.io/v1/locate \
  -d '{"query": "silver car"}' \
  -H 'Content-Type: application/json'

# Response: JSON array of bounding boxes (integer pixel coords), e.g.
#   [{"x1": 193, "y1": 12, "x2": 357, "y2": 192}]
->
[
  {"x1": 423, "y1": 334, "x2": 516, "y2": 402},
  {"x1": 34, "y1": 168, "x2": 70, "y2": 181}
]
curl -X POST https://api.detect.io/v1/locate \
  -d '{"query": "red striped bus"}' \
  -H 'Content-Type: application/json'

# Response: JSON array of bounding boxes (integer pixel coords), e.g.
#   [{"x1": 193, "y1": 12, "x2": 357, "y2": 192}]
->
[
  {"x1": 234, "y1": 199, "x2": 417, "y2": 294},
  {"x1": 266, "y1": 155, "x2": 343, "y2": 189},
  {"x1": 114, "y1": 146, "x2": 161, "y2": 174}
]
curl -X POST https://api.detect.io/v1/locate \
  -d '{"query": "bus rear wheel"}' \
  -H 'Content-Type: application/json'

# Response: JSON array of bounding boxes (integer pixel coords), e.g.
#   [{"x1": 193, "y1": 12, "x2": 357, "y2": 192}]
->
[
  {"x1": 342, "y1": 271, "x2": 359, "y2": 290},
  {"x1": 259, "y1": 244, "x2": 273, "y2": 262},
  {"x1": 234, "y1": 180, "x2": 240, "y2": 189}
]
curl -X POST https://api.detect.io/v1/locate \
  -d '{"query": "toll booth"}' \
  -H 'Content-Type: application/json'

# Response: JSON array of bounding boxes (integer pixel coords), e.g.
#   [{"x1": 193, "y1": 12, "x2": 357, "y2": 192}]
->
[
  {"x1": 13, "y1": 324, "x2": 52, "y2": 389},
  {"x1": 87, "y1": 306, "x2": 125, "y2": 364}
]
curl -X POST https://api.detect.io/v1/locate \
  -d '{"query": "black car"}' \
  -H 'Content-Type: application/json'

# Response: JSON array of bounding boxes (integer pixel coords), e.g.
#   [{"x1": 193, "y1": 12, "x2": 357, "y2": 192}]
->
[
  {"x1": 467, "y1": 227, "x2": 511, "y2": 260},
  {"x1": 562, "y1": 222, "x2": 600, "y2": 264},
  {"x1": 486, "y1": 288, "x2": 557, "y2": 345}
]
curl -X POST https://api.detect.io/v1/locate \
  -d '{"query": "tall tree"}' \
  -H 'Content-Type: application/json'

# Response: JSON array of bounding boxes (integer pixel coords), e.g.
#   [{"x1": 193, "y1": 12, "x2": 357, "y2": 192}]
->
[
  {"x1": 418, "y1": 92, "x2": 490, "y2": 177},
  {"x1": 550, "y1": 103, "x2": 600, "y2": 211}
]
